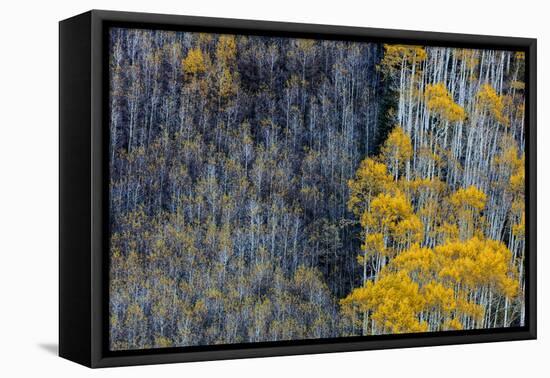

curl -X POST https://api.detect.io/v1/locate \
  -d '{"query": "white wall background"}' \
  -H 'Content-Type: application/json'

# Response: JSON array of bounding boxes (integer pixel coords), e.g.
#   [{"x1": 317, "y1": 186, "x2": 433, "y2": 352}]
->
[{"x1": 0, "y1": 0, "x2": 546, "y2": 376}]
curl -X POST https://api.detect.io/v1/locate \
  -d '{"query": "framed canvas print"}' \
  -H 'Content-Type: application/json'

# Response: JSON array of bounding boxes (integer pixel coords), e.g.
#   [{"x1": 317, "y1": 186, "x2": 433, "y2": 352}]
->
[{"x1": 59, "y1": 10, "x2": 536, "y2": 368}]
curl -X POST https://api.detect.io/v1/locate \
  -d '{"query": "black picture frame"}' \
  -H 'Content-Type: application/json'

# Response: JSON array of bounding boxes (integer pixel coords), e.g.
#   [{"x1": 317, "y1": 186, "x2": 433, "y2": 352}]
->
[{"x1": 59, "y1": 9, "x2": 537, "y2": 368}]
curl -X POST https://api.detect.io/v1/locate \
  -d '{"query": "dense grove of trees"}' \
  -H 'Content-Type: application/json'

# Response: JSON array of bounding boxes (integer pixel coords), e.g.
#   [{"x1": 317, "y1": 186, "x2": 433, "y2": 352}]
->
[
  {"x1": 108, "y1": 28, "x2": 526, "y2": 350},
  {"x1": 341, "y1": 45, "x2": 526, "y2": 335}
]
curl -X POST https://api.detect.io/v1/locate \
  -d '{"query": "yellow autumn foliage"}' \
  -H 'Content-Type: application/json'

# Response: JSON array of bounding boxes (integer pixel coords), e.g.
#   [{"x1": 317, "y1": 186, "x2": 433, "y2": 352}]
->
[
  {"x1": 510, "y1": 80, "x2": 525, "y2": 90},
  {"x1": 381, "y1": 126, "x2": 413, "y2": 179},
  {"x1": 423, "y1": 281, "x2": 456, "y2": 314},
  {"x1": 296, "y1": 39, "x2": 315, "y2": 53},
  {"x1": 509, "y1": 156, "x2": 525, "y2": 194},
  {"x1": 449, "y1": 186, "x2": 487, "y2": 211},
  {"x1": 436, "y1": 237, "x2": 517, "y2": 295},
  {"x1": 380, "y1": 44, "x2": 427, "y2": 72},
  {"x1": 455, "y1": 49, "x2": 479, "y2": 71},
  {"x1": 219, "y1": 67, "x2": 237, "y2": 98},
  {"x1": 363, "y1": 232, "x2": 385, "y2": 256},
  {"x1": 515, "y1": 51, "x2": 525, "y2": 60},
  {"x1": 361, "y1": 191, "x2": 412, "y2": 228},
  {"x1": 393, "y1": 215, "x2": 424, "y2": 245},
  {"x1": 343, "y1": 236, "x2": 518, "y2": 334},
  {"x1": 391, "y1": 244, "x2": 434, "y2": 279},
  {"x1": 182, "y1": 47, "x2": 207, "y2": 75},
  {"x1": 342, "y1": 271, "x2": 428, "y2": 334},
  {"x1": 405, "y1": 177, "x2": 445, "y2": 194},
  {"x1": 512, "y1": 212, "x2": 525, "y2": 238},
  {"x1": 347, "y1": 158, "x2": 393, "y2": 216},
  {"x1": 494, "y1": 140, "x2": 522, "y2": 170},
  {"x1": 337, "y1": 44, "x2": 525, "y2": 337},
  {"x1": 154, "y1": 336, "x2": 173, "y2": 348},
  {"x1": 425, "y1": 83, "x2": 466, "y2": 122},
  {"x1": 435, "y1": 222, "x2": 460, "y2": 243},
  {"x1": 442, "y1": 318, "x2": 464, "y2": 331},
  {"x1": 477, "y1": 83, "x2": 508, "y2": 125},
  {"x1": 360, "y1": 190, "x2": 423, "y2": 256},
  {"x1": 216, "y1": 35, "x2": 237, "y2": 66}
]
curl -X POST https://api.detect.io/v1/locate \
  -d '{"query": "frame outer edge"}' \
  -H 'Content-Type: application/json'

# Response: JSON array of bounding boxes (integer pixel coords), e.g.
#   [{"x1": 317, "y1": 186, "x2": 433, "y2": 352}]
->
[
  {"x1": 59, "y1": 11, "x2": 93, "y2": 368},
  {"x1": 528, "y1": 38, "x2": 537, "y2": 339},
  {"x1": 91, "y1": 10, "x2": 106, "y2": 368},
  {"x1": 81, "y1": 9, "x2": 537, "y2": 368}
]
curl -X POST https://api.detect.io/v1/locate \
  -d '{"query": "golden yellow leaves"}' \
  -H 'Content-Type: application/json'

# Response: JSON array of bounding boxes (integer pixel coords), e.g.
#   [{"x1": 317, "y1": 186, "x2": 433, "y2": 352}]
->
[
  {"x1": 494, "y1": 140, "x2": 524, "y2": 195},
  {"x1": 442, "y1": 318, "x2": 463, "y2": 331},
  {"x1": 215, "y1": 35, "x2": 237, "y2": 66},
  {"x1": 425, "y1": 83, "x2": 466, "y2": 122},
  {"x1": 455, "y1": 49, "x2": 479, "y2": 71},
  {"x1": 515, "y1": 51, "x2": 525, "y2": 60},
  {"x1": 347, "y1": 158, "x2": 393, "y2": 216},
  {"x1": 363, "y1": 233, "x2": 385, "y2": 257},
  {"x1": 435, "y1": 222, "x2": 459, "y2": 243},
  {"x1": 385, "y1": 127, "x2": 413, "y2": 159},
  {"x1": 154, "y1": 336, "x2": 173, "y2": 348},
  {"x1": 512, "y1": 212, "x2": 525, "y2": 238},
  {"x1": 509, "y1": 158, "x2": 525, "y2": 194},
  {"x1": 219, "y1": 67, "x2": 237, "y2": 98},
  {"x1": 343, "y1": 236, "x2": 518, "y2": 334},
  {"x1": 363, "y1": 191, "x2": 411, "y2": 227},
  {"x1": 361, "y1": 190, "x2": 423, "y2": 248},
  {"x1": 437, "y1": 238, "x2": 519, "y2": 298},
  {"x1": 343, "y1": 119, "x2": 522, "y2": 334},
  {"x1": 380, "y1": 44, "x2": 427, "y2": 72},
  {"x1": 381, "y1": 127, "x2": 413, "y2": 178},
  {"x1": 477, "y1": 83, "x2": 509, "y2": 126},
  {"x1": 342, "y1": 271, "x2": 428, "y2": 334},
  {"x1": 447, "y1": 186, "x2": 486, "y2": 240},
  {"x1": 182, "y1": 47, "x2": 207, "y2": 75},
  {"x1": 393, "y1": 215, "x2": 424, "y2": 245},
  {"x1": 424, "y1": 81, "x2": 525, "y2": 126},
  {"x1": 495, "y1": 140, "x2": 522, "y2": 169},
  {"x1": 216, "y1": 35, "x2": 239, "y2": 98},
  {"x1": 510, "y1": 80, "x2": 525, "y2": 90},
  {"x1": 391, "y1": 244, "x2": 434, "y2": 279},
  {"x1": 455, "y1": 299, "x2": 484, "y2": 321},
  {"x1": 339, "y1": 45, "x2": 525, "y2": 336},
  {"x1": 449, "y1": 186, "x2": 487, "y2": 211},
  {"x1": 126, "y1": 303, "x2": 145, "y2": 322},
  {"x1": 182, "y1": 35, "x2": 239, "y2": 99},
  {"x1": 404, "y1": 177, "x2": 445, "y2": 195},
  {"x1": 494, "y1": 141, "x2": 525, "y2": 241},
  {"x1": 423, "y1": 282, "x2": 455, "y2": 314},
  {"x1": 197, "y1": 33, "x2": 213, "y2": 47},
  {"x1": 296, "y1": 39, "x2": 315, "y2": 53}
]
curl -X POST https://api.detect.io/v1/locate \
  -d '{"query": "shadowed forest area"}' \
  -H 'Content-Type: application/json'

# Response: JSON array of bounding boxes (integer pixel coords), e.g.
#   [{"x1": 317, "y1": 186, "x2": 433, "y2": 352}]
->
[{"x1": 108, "y1": 27, "x2": 526, "y2": 350}]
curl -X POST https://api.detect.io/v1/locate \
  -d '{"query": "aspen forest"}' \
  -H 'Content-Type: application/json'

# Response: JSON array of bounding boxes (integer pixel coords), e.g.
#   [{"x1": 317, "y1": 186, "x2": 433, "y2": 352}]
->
[{"x1": 108, "y1": 27, "x2": 526, "y2": 350}]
